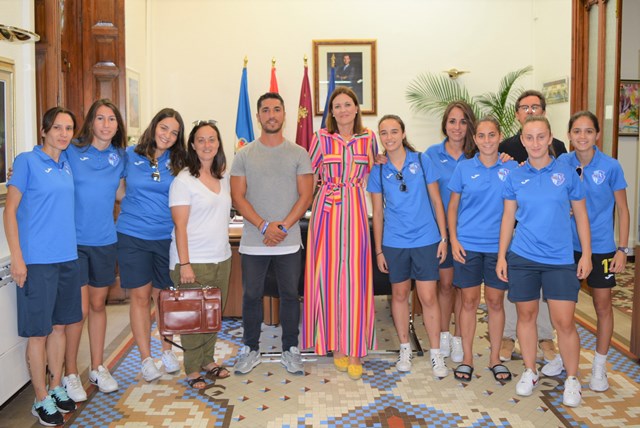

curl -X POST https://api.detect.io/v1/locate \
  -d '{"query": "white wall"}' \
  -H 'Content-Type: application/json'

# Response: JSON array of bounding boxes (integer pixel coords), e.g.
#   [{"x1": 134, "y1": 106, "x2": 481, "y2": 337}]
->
[{"x1": 126, "y1": 0, "x2": 573, "y2": 155}]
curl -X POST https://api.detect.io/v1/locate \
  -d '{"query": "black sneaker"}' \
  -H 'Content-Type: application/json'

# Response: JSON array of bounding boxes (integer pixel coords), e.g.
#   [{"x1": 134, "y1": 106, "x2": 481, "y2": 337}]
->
[
  {"x1": 49, "y1": 385, "x2": 76, "y2": 413},
  {"x1": 31, "y1": 396, "x2": 64, "y2": 427}
]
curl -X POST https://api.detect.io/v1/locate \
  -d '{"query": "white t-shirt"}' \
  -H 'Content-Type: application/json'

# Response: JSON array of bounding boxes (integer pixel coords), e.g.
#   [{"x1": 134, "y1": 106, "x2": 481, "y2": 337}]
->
[{"x1": 169, "y1": 169, "x2": 232, "y2": 268}]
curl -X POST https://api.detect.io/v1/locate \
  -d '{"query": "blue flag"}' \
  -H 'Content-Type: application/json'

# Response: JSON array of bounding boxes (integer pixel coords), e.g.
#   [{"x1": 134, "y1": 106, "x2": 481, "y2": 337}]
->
[
  {"x1": 320, "y1": 65, "x2": 336, "y2": 128},
  {"x1": 235, "y1": 66, "x2": 254, "y2": 151}
]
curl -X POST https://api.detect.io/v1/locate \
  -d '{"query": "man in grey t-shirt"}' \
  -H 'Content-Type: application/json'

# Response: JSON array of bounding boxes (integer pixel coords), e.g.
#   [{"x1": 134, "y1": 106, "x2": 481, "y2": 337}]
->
[{"x1": 230, "y1": 92, "x2": 314, "y2": 375}]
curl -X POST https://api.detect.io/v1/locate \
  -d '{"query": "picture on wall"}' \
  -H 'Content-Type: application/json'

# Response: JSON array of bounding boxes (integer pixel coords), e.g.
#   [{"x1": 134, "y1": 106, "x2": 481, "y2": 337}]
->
[
  {"x1": 126, "y1": 68, "x2": 141, "y2": 140},
  {"x1": 541, "y1": 77, "x2": 569, "y2": 105},
  {"x1": 0, "y1": 57, "x2": 15, "y2": 205},
  {"x1": 313, "y1": 39, "x2": 377, "y2": 116},
  {"x1": 619, "y1": 80, "x2": 639, "y2": 136}
]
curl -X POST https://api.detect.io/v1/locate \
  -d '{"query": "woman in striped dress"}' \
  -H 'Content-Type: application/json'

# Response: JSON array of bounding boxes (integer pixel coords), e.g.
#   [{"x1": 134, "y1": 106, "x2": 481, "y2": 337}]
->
[{"x1": 303, "y1": 86, "x2": 378, "y2": 380}]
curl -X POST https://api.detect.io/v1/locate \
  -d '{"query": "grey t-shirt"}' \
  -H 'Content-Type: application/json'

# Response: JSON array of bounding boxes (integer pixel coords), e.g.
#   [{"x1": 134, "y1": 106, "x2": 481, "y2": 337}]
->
[{"x1": 230, "y1": 138, "x2": 313, "y2": 255}]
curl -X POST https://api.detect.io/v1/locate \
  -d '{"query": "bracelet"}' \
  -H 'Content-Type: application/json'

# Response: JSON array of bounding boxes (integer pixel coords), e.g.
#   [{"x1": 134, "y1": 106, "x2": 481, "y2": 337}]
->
[
  {"x1": 261, "y1": 221, "x2": 270, "y2": 235},
  {"x1": 180, "y1": 262, "x2": 190, "y2": 266},
  {"x1": 376, "y1": 251, "x2": 383, "y2": 256}
]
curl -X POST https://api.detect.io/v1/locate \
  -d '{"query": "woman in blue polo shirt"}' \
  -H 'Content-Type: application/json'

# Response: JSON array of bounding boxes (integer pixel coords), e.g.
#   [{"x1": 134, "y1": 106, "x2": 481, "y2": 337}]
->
[
  {"x1": 116, "y1": 108, "x2": 187, "y2": 382},
  {"x1": 557, "y1": 111, "x2": 629, "y2": 393},
  {"x1": 496, "y1": 115, "x2": 592, "y2": 408},
  {"x1": 5, "y1": 107, "x2": 80, "y2": 426},
  {"x1": 425, "y1": 101, "x2": 477, "y2": 362},
  {"x1": 368, "y1": 114, "x2": 449, "y2": 378},
  {"x1": 448, "y1": 117, "x2": 517, "y2": 382},
  {"x1": 62, "y1": 99, "x2": 126, "y2": 402}
]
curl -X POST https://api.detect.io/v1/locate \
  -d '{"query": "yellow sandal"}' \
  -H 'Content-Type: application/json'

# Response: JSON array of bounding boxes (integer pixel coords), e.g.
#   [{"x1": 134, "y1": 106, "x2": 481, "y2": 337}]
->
[
  {"x1": 347, "y1": 364, "x2": 363, "y2": 380},
  {"x1": 333, "y1": 356, "x2": 349, "y2": 372}
]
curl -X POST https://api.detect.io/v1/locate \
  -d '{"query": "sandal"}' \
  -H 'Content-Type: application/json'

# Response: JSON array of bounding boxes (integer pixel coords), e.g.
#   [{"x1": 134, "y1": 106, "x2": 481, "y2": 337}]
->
[
  {"x1": 490, "y1": 364, "x2": 512, "y2": 382},
  {"x1": 187, "y1": 376, "x2": 209, "y2": 389},
  {"x1": 454, "y1": 364, "x2": 474, "y2": 382},
  {"x1": 206, "y1": 365, "x2": 231, "y2": 379}
]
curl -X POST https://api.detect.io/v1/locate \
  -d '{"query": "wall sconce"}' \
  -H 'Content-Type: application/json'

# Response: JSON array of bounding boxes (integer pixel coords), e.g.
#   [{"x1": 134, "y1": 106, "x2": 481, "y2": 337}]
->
[
  {"x1": 444, "y1": 68, "x2": 470, "y2": 79},
  {"x1": 0, "y1": 25, "x2": 40, "y2": 43}
]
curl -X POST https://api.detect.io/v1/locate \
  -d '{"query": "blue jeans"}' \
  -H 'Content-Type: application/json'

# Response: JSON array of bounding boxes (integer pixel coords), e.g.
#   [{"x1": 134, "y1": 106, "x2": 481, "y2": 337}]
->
[{"x1": 241, "y1": 250, "x2": 301, "y2": 352}]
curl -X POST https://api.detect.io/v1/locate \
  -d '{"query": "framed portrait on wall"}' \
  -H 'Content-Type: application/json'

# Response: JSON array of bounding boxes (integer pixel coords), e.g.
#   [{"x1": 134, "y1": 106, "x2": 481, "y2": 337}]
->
[
  {"x1": 126, "y1": 68, "x2": 141, "y2": 141},
  {"x1": 0, "y1": 57, "x2": 16, "y2": 205},
  {"x1": 619, "y1": 80, "x2": 639, "y2": 136},
  {"x1": 313, "y1": 39, "x2": 377, "y2": 116}
]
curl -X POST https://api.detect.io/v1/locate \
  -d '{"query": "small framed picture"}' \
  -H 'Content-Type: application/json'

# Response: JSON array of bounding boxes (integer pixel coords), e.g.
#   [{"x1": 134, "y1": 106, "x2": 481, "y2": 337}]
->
[
  {"x1": 0, "y1": 57, "x2": 16, "y2": 205},
  {"x1": 313, "y1": 39, "x2": 377, "y2": 116},
  {"x1": 619, "y1": 80, "x2": 639, "y2": 136},
  {"x1": 126, "y1": 68, "x2": 141, "y2": 140}
]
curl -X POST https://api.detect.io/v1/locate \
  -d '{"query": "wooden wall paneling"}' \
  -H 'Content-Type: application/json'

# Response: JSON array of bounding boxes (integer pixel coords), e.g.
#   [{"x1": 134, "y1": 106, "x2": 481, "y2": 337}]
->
[{"x1": 60, "y1": 0, "x2": 84, "y2": 121}]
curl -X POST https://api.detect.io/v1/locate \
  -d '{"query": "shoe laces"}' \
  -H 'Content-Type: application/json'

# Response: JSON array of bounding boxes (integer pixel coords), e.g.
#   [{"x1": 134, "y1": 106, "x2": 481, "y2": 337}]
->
[
  {"x1": 95, "y1": 367, "x2": 112, "y2": 382},
  {"x1": 66, "y1": 375, "x2": 81, "y2": 389},
  {"x1": 50, "y1": 386, "x2": 71, "y2": 401},
  {"x1": 592, "y1": 363, "x2": 605, "y2": 379},
  {"x1": 38, "y1": 396, "x2": 59, "y2": 416},
  {"x1": 398, "y1": 347, "x2": 412, "y2": 363},
  {"x1": 432, "y1": 352, "x2": 445, "y2": 368}
]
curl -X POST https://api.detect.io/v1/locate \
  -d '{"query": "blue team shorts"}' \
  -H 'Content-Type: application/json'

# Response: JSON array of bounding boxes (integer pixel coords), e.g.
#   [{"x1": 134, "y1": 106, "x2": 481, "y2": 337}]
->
[
  {"x1": 117, "y1": 232, "x2": 172, "y2": 290},
  {"x1": 453, "y1": 250, "x2": 508, "y2": 290},
  {"x1": 17, "y1": 260, "x2": 82, "y2": 337},
  {"x1": 383, "y1": 242, "x2": 440, "y2": 284},
  {"x1": 574, "y1": 251, "x2": 616, "y2": 289},
  {"x1": 78, "y1": 243, "x2": 117, "y2": 287},
  {"x1": 506, "y1": 252, "x2": 580, "y2": 302},
  {"x1": 439, "y1": 241, "x2": 454, "y2": 269}
]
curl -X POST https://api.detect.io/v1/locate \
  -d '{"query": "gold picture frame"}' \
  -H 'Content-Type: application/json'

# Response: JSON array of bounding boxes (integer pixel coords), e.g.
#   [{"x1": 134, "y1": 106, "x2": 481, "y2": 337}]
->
[
  {"x1": 0, "y1": 57, "x2": 16, "y2": 205},
  {"x1": 313, "y1": 39, "x2": 377, "y2": 116}
]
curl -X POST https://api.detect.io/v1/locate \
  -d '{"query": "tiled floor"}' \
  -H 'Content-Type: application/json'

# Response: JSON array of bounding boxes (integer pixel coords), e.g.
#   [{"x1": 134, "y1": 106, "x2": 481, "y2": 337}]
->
[{"x1": 1, "y1": 290, "x2": 639, "y2": 427}]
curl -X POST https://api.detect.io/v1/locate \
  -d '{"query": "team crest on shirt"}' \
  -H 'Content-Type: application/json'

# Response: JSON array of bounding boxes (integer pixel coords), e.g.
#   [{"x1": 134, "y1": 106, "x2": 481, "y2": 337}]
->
[
  {"x1": 591, "y1": 170, "x2": 605, "y2": 185},
  {"x1": 108, "y1": 152, "x2": 120, "y2": 167},
  {"x1": 408, "y1": 162, "x2": 419, "y2": 175},
  {"x1": 551, "y1": 173, "x2": 565, "y2": 186},
  {"x1": 497, "y1": 168, "x2": 510, "y2": 182}
]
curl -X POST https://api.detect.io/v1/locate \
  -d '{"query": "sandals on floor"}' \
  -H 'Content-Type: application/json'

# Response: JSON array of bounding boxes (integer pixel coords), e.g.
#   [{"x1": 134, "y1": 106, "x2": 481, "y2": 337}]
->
[
  {"x1": 454, "y1": 364, "x2": 474, "y2": 382},
  {"x1": 490, "y1": 364, "x2": 512, "y2": 382},
  {"x1": 187, "y1": 376, "x2": 209, "y2": 389},
  {"x1": 206, "y1": 365, "x2": 231, "y2": 379}
]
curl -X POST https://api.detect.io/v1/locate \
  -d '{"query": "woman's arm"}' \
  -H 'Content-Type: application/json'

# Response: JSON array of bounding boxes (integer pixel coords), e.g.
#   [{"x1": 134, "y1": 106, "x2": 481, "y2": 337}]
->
[
  {"x1": 446, "y1": 192, "x2": 465, "y2": 264},
  {"x1": 496, "y1": 199, "x2": 517, "y2": 282},
  {"x1": 371, "y1": 192, "x2": 387, "y2": 273},
  {"x1": 3, "y1": 187, "x2": 26, "y2": 287},
  {"x1": 115, "y1": 178, "x2": 126, "y2": 202},
  {"x1": 571, "y1": 199, "x2": 593, "y2": 279},
  {"x1": 427, "y1": 182, "x2": 448, "y2": 264},
  {"x1": 171, "y1": 205, "x2": 195, "y2": 284},
  {"x1": 610, "y1": 189, "x2": 630, "y2": 273}
]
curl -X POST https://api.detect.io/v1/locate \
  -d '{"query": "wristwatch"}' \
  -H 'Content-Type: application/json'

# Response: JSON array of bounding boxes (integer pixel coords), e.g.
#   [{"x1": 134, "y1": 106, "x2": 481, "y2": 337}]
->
[{"x1": 617, "y1": 246, "x2": 631, "y2": 255}]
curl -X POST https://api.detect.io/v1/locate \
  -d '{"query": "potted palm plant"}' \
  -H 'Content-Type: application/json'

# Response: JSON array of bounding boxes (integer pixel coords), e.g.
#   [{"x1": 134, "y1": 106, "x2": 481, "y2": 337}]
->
[{"x1": 405, "y1": 65, "x2": 533, "y2": 137}]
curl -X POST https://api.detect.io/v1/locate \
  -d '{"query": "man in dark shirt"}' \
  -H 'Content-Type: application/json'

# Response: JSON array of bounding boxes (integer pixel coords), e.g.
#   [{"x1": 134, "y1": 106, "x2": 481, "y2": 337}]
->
[{"x1": 498, "y1": 90, "x2": 567, "y2": 163}]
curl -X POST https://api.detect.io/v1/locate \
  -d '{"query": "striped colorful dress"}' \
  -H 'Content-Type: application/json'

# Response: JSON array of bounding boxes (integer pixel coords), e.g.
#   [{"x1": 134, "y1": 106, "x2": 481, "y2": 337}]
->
[{"x1": 302, "y1": 128, "x2": 378, "y2": 357}]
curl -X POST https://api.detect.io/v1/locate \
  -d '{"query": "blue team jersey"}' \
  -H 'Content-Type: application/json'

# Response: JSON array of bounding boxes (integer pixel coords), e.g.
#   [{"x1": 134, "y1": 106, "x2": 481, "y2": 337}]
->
[
  {"x1": 8, "y1": 146, "x2": 77, "y2": 264},
  {"x1": 116, "y1": 146, "x2": 175, "y2": 240},
  {"x1": 448, "y1": 154, "x2": 518, "y2": 252},
  {"x1": 367, "y1": 151, "x2": 441, "y2": 248},
  {"x1": 66, "y1": 143, "x2": 125, "y2": 246},
  {"x1": 557, "y1": 147, "x2": 627, "y2": 253},
  {"x1": 425, "y1": 139, "x2": 466, "y2": 212},
  {"x1": 503, "y1": 158, "x2": 585, "y2": 265}
]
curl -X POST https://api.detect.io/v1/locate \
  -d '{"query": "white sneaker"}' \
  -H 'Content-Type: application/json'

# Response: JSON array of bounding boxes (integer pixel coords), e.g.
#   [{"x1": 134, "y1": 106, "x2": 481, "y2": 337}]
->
[
  {"x1": 516, "y1": 368, "x2": 539, "y2": 396},
  {"x1": 161, "y1": 350, "x2": 181, "y2": 374},
  {"x1": 233, "y1": 345, "x2": 261, "y2": 374},
  {"x1": 141, "y1": 357, "x2": 162, "y2": 382},
  {"x1": 451, "y1": 336, "x2": 464, "y2": 363},
  {"x1": 439, "y1": 332, "x2": 451, "y2": 358},
  {"x1": 62, "y1": 374, "x2": 87, "y2": 402},
  {"x1": 589, "y1": 362, "x2": 609, "y2": 392},
  {"x1": 89, "y1": 365, "x2": 118, "y2": 393},
  {"x1": 541, "y1": 354, "x2": 564, "y2": 377},
  {"x1": 396, "y1": 347, "x2": 412, "y2": 372},
  {"x1": 563, "y1": 376, "x2": 582, "y2": 407},
  {"x1": 431, "y1": 352, "x2": 449, "y2": 378},
  {"x1": 281, "y1": 346, "x2": 304, "y2": 375}
]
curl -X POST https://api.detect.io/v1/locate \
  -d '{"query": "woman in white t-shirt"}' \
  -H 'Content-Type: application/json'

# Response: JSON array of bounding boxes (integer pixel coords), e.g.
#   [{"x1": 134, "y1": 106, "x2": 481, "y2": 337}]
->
[{"x1": 169, "y1": 120, "x2": 232, "y2": 389}]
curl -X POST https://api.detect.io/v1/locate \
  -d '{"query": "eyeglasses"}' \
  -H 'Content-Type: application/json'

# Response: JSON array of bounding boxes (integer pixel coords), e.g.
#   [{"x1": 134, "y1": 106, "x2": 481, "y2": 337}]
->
[
  {"x1": 192, "y1": 119, "x2": 218, "y2": 127},
  {"x1": 396, "y1": 172, "x2": 407, "y2": 192},
  {"x1": 517, "y1": 104, "x2": 543, "y2": 114},
  {"x1": 150, "y1": 159, "x2": 161, "y2": 182}
]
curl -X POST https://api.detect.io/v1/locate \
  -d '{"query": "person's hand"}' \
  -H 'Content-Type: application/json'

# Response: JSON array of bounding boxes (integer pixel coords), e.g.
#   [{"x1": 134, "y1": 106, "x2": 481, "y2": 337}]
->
[
  {"x1": 437, "y1": 240, "x2": 448, "y2": 264},
  {"x1": 11, "y1": 257, "x2": 27, "y2": 287},
  {"x1": 179, "y1": 264, "x2": 196, "y2": 284},
  {"x1": 498, "y1": 152, "x2": 513, "y2": 163},
  {"x1": 576, "y1": 254, "x2": 592, "y2": 280},
  {"x1": 375, "y1": 154, "x2": 387, "y2": 165},
  {"x1": 263, "y1": 222, "x2": 287, "y2": 246},
  {"x1": 496, "y1": 256, "x2": 508, "y2": 282},
  {"x1": 375, "y1": 252, "x2": 388, "y2": 273},
  {"x1": 609, "y1": 251, "x2": 627, "y2": 273},
  {"x1": 451, "y1": 239, "x2": 466, "y2": 264}
]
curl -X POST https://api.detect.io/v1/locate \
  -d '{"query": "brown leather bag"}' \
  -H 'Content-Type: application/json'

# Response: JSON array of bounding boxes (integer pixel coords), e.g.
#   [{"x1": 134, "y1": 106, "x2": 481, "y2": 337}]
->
[{"x1": 158, "y1": 283, "x2": 222, "y2": 336}]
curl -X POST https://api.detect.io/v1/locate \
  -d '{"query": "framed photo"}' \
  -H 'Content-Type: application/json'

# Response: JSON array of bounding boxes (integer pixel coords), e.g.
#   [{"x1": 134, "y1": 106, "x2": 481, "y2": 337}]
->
[
  {"x1": 313, "y1": 39, "x2": 377, "y2": 116},
  {"x1": 541, "y1": 77, "x2": 569, "y2": 105},
  {"x1": 126, "y1": 68, "x2": 141, "y2": 139},
  {"x1": 619, "y1": 80, "x2": 639, "y2": 136},
  {"x1": 0, "y1": 57, "x2": 16, "y2": 205}
]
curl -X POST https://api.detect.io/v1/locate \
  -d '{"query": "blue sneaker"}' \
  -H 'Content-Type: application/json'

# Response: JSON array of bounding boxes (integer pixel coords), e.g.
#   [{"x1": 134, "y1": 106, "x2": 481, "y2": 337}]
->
[
  {"x1": 49, "y1": 385, "x2": 76, "y2": 413},
  {"x1": 31, "y1": 396, "x2": 63, "y2": 426}
]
